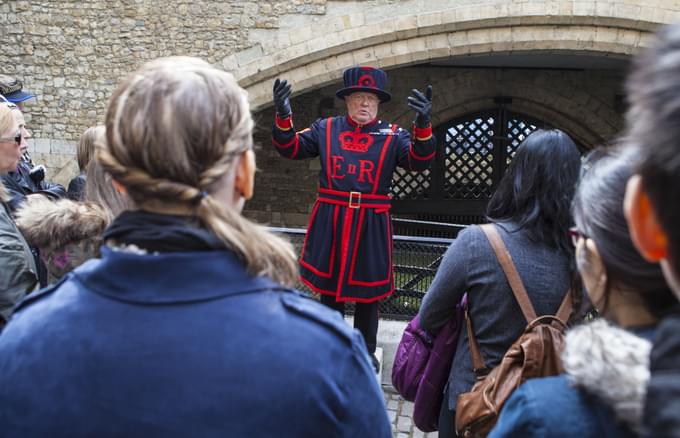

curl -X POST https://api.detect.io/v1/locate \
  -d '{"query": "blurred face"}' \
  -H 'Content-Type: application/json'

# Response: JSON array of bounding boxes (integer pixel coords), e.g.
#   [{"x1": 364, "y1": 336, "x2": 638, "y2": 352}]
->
[
  {"x1": 345, "y1": 92, "x2": 379, "y2": 125},
  {"x1": 12, "y1": 109, "x2": 30, "y2": 154},
  {"x1": 0, "y1": 117, "x2": 21, "y2": 173}
]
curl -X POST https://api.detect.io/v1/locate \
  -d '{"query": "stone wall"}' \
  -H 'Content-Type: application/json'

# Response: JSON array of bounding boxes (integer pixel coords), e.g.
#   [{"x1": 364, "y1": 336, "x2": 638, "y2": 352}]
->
[
  {"x1": 1, "y1": 0, "x2": 332, "y2": 185},
  {"x1": 0, "y1": 0, "x2": 672, "y2": 200}
]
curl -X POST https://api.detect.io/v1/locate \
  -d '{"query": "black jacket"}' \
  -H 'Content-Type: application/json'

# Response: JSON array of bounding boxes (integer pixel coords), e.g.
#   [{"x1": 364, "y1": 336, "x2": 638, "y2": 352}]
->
[
  {"x1": 643, "y1": 308, "x2": 680, "y2": 438},
  {"x1": 1, "y1": 160, "x2": 65, "y2": 212}
]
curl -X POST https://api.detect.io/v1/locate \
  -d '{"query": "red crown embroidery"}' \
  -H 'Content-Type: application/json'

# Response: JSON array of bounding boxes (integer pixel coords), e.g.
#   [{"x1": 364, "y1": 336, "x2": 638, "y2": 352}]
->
[{"x1": 339, "y1": 131, "x2": 374, "y2": 153}]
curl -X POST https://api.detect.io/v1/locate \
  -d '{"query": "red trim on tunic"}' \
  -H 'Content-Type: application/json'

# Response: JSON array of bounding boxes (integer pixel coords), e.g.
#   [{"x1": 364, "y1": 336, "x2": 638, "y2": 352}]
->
[
  {"x1": 335, "y1": 207, "x2": 355, "y2": 296},
  {"x1": 275, "y1": 115, "x2": 293, "y2": 130},
  {"x1": 300, "y1": 276, "x2": 338, "y2": 297},
  {"x1": 272, "y1": 135, "x2": 299, "y2": 159},
  {"x1": 318, "y1": 187, "x2": 391, "y2": 200},
  {"x1": 299, "y1": 203, "x2": 338, "y2": 279},
  {"x1": 346, "y1": 115, "x2": 379, "y2": 128},
  {"x1": 409, "y1": 147, "x2": 436, "y2": 161},
  {"x1": 326, "y1": 118, "x2": 333, "y2": 188},
  {"x1": 412, "y1": 124, "x2": 432, "y2": 141},
  {"x1": 371, "y1": 124, "x2": 398, "y2": 194},
  {"x1": 335, "y1": 287, "x2": 395, "y2": 303},
  {"x1": 301, "y1": 275, "x2": 395, "y2": 303},
  {"x1": 347, "y1": 209, "x2": 392, "y2": 287},
  {"x1": 316, "y1": 198, "x2": 391, "y2": 210}
]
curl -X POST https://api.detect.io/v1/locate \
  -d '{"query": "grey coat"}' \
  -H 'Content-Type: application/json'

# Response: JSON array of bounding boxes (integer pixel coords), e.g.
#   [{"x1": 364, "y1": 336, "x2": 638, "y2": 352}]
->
[
  {"x1": 0, "y1": 200, "x2": 37, "y2": 322},
  {"x1": 418, "y1": 222, "x2": 572, "y2": 409}
]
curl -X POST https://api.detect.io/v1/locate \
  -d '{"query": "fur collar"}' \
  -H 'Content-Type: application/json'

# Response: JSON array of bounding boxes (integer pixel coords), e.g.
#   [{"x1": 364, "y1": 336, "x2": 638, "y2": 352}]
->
[
  {"x1": 563, "y1": 319, "x2": 651, "y2": 433},
  {"x1": 15, "y1": 196, "x2": 110, "y2": 251}
]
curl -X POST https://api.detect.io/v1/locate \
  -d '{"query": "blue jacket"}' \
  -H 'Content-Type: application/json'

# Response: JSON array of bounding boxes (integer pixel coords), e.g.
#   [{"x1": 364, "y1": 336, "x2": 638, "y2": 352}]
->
[
  {"x1": 488, "y1": 375, "x2": 634, "y2": 438},
  {"x1": 490, "y1": 321, "x2": 653, "y2": 438},
  {"x1": 0, "y1": 247, "x2": 391, "y2": 437}
]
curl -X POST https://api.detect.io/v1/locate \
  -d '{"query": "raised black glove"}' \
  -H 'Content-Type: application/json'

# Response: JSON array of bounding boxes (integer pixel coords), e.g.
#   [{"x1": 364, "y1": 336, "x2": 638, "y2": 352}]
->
[
  {"x1": 407, "y1": 85, "x2": 433, "y2": 128},
  {"x1": 273, "y1": 78, "x2": 292, "y2": 118},
  {"x1": 29, "y1": 164, "x2": 45, "y2": 184}
]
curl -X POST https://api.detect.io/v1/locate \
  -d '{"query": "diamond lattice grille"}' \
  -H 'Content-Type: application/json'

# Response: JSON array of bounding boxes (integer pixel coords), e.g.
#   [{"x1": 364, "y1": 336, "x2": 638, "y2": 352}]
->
[
  {"x1": 443, "y1": 116, "x2": 495, "y2": 200},
  {"x1": 391, "y1": 167, "x2": 431, "y2": 200},
  {"x1": 505, "y1": 118, "x2": 538, "y2": 166}
]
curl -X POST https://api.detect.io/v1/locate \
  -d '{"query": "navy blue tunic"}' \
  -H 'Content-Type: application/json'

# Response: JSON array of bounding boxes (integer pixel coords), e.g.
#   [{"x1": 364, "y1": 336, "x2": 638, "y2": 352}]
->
[{"x1": 273, "y1": 114, "x2": 435, "y2": 302}]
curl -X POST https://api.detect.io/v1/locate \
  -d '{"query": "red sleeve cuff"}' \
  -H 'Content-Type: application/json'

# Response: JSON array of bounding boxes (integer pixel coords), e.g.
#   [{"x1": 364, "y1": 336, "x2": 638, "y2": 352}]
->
[
  {"x1": 413, "y1": 124, "x2": 432, "y2": 141},
  {"x1": 275, "y1": 114, "x2": 293, "y2": 131}
]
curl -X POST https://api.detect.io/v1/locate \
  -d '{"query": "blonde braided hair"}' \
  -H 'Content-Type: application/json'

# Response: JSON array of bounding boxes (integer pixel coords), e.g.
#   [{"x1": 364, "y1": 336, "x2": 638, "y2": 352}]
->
[{"x1": 100, "y1": 57, "x2": 298, "y2": 285}]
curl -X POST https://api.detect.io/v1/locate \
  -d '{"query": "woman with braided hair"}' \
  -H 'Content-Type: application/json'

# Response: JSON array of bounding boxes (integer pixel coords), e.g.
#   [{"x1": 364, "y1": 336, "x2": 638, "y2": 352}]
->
[{"x1": 0, "y1": 57, "x2": 391, "y2": 438}]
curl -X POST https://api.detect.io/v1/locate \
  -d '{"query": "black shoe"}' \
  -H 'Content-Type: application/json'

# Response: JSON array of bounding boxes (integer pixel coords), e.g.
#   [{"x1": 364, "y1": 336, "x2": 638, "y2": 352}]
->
[{"x1": 370, "y1": 353, "x2": 380, "y2": 373}]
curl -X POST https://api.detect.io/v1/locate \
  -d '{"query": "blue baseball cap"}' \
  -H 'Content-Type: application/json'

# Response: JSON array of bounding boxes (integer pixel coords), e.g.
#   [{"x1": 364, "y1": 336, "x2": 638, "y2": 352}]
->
[
  {"x1": 0, "y1": 75, "x2": 36, "y2": 104},
  {"x1": 4, "y1": 89, "x2": 36, "y2": 104}
]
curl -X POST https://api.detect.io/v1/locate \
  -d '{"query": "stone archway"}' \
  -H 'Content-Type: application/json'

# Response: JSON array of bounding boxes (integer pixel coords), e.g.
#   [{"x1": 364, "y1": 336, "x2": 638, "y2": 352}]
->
[{"x1": 226, "y1": 1, "x2": 677, "y2": 111}]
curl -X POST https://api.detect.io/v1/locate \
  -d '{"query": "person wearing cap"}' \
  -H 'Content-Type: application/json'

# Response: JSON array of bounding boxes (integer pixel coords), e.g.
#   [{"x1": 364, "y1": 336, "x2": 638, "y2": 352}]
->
[
  {"x1": 0, "y1": 75, "x2": 36, "y2": 111},
  {"x1": 271, "y1": 66, "x2": 435, "y2": 371}
]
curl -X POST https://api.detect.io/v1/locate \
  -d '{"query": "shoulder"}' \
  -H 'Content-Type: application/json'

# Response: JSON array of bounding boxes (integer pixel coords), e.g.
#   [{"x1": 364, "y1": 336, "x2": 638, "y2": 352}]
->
[
  {"x1": 448, "y1": 225, "x2": 488, "y2": 253},
  {"x1": 12, "y1": 275, "x2": 71, "y2": 315},
  {"x1": 278, "y1": 292, "x2": 360, "y2": 348},
  {"x1": 490, "y1": 376, "x2": 578, "y2": 437}
]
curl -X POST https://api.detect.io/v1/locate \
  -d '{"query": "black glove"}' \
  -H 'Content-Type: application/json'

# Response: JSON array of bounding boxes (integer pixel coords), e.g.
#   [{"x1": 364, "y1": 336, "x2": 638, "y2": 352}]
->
[
  {"x1": 407, "y1": 85, "x2": 433, "y2": 128},
  {"x1": 273, "y1": 78, "x2": 292, "y2": 118},
  {"x1": 29, "y1": 164, "x2": 45, "y2": 184}
]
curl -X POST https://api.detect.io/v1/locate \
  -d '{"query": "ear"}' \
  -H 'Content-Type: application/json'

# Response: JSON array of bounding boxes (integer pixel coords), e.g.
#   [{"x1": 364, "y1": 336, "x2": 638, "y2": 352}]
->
[
  {"x1": 234, "y1": 149, "x2": 255, "y2": 201},
  {"x1": 111, "y1": 178, "x2": 127, "y2": 195},
  {"x1": 624, "y1": 174, "x2": 668, "y2": 262}
]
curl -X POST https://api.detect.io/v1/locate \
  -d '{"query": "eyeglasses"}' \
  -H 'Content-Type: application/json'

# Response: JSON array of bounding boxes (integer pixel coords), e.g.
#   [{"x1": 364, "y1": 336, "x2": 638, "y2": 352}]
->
[
  {"x1": 0, "y1": 131, "x2": 21, "y2": 146},
  {"x1": 568, "y1": 227, "x2": 588, "y2": 247},
  {"x1": 348, "y1": 93, "x2": 379, "y2": 104}
]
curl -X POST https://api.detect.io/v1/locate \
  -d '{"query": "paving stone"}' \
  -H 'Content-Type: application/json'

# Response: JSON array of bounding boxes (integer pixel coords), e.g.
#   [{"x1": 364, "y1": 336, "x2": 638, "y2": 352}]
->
[
  {"x1": 401, "y1": 401, "x2": 414, "y2": 417},
  {"x1": 397, "y1": 415, "x2": 412, "y2": 432}
]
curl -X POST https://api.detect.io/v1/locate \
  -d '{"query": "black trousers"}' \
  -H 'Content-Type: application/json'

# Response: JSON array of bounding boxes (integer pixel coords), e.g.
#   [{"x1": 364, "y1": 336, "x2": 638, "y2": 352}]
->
[
  {"x1": 319, "y1": 295, "x2": 379, "y2": 353},
  {"x1": 438, "y1": 386, "x2": 456, "y2": 438}
]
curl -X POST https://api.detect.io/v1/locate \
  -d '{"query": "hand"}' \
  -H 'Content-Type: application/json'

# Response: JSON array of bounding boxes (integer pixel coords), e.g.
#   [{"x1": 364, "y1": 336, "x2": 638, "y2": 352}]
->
[
  {"x1": 273, "y1": 78, "x2": 292, "y2": 118},
  {"x1": 29, "y1": 164, "x2": 45, "y2": 184},
  {"x1": 407, "y1": 85, "x2": 433, "y2": 128}
]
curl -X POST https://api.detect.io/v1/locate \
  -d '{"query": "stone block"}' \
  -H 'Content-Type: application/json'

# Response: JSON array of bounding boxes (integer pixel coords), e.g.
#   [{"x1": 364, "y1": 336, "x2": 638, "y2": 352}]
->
[
  {"x1": 50, "y1": 139, "x2": 76, "y2": 155},
  {"x1": 235, "y1": 44, "x2": 264, "y2": 67},
  {"x1": 33, "y1": 138, "x2": 50, "y2": 154}
]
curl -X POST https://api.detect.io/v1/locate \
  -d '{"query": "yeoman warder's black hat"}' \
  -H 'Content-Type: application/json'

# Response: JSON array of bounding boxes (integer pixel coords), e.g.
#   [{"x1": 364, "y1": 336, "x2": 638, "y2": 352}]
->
[{"x1": 336, "y1": 66, "x2": 391, "y2": 103}]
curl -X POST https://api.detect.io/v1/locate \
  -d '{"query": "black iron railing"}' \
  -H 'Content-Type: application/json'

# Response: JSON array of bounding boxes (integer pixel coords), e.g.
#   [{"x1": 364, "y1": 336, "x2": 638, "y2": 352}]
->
[{"x1": 270, "y1": 220, "x2": 465, "y2": 320}]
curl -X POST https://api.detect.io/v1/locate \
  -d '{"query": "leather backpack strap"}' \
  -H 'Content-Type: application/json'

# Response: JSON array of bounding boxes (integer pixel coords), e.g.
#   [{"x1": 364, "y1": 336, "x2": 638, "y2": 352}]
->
[
  {"x1": 555, "y1": 288, "x2": 573, "y2": 323},
  {"x1": 480, "y1": 224, "x2": 537, "y2": 323},
  {"x1": 465, "y1": 309, "x2": 487, "y2": 375}
]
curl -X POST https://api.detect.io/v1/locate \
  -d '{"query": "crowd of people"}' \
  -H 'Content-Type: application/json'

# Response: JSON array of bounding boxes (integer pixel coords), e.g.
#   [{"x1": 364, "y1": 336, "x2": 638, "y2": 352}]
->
[{"x1": 0, "y1": 20, "x2": 679, "y2": 438}]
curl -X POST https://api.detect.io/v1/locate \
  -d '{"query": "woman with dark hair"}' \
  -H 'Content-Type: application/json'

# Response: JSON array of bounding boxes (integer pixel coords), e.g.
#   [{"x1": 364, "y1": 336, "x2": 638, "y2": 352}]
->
[
  {"x1": 490, "y1": 148, "x2": 676, "y2": 437},
  {"x1": 418, "y1": 129, "x2": 582, "y2": 437}
]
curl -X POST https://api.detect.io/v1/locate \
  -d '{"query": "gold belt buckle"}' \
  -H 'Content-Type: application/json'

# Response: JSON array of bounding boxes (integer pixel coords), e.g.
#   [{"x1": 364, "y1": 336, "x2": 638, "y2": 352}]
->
[{"x1": 349, "y1": 191, "x2": 361, "y2": 209}]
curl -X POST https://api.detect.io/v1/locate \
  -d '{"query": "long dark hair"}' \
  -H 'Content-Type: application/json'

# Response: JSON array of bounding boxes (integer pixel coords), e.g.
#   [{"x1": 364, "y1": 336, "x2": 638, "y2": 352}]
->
[
  {"x1": 572, "y1": 147, "x2": 676, "y2": 319},
  {"x1": 487, "y1": 129, "x2": 581, "y2": 254},
  {"x1": 487, "y1": 128, "x2": 583, "y2": 320}
]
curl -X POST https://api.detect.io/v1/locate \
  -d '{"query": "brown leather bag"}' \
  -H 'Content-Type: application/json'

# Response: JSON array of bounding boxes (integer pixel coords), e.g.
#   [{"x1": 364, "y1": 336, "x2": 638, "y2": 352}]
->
[{"x1": 454, "y1": 224, "x2": 572, "y2": 437}]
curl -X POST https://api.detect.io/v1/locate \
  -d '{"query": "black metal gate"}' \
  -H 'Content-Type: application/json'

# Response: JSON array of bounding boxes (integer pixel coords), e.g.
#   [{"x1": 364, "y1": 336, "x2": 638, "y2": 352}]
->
[{"x1": 391, "y1": 108, "x2": 551, "y2": 235}]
